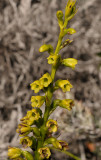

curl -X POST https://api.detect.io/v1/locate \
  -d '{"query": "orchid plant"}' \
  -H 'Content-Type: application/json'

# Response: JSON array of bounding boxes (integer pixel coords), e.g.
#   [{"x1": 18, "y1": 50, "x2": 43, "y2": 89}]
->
[{"x1": 8, "y1": 1, "x2": 80, "y2": 160}]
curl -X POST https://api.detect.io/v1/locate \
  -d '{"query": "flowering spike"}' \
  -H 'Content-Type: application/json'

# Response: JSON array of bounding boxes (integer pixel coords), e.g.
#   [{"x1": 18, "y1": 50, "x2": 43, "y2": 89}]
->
[
  {"x1": 62, "y1": 58, "x2": 78, "y2": 69},
  {"x1": 55, "y1": 79, "x2": 73, "y2": 92},
  {"x1": 7, "y1": 1, "x2": 80, "y2": 160}
]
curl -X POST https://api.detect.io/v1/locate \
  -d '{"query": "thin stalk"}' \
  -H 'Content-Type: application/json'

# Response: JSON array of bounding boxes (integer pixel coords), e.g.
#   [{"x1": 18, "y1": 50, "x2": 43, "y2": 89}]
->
[
  {"x1": 50, "y1": 147, "x2": 81, "y2": 160},
  {"x1": 54, "y1": 33, "x2": 63, "y2": 55}
]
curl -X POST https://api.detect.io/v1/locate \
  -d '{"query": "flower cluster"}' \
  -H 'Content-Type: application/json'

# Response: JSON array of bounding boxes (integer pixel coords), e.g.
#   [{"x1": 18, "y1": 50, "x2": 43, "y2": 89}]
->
[
  {"x1": 30, "y1": 73, "x2": 52, "y2": 93},
  {"x1": 8, "y1": 1, "x2": 80, "y2": 160}
]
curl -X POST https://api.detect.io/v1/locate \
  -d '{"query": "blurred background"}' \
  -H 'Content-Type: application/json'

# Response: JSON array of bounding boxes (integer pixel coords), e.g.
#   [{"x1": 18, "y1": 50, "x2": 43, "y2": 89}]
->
[{"x1": 0, "y1": 0, "x2": 101, "y2": 159}]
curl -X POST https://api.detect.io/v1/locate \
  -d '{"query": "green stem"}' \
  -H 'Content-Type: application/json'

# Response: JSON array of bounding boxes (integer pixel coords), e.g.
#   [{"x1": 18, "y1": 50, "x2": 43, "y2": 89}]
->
[
  {"x1": 51, "y1": 66, "x2": 57, "y2": 81},
  {"x1": 55, "y1": 33, "x2": 63, "y2": 55},
  {"x1": 50, "y1": 147, "x2": 81, "y2": 160}
]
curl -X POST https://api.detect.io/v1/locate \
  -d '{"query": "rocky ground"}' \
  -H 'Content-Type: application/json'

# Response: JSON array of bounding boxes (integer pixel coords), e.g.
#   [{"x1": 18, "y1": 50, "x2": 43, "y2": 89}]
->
[{"x1": 0, "y1": 0, "x2": 101, "y2": 159}]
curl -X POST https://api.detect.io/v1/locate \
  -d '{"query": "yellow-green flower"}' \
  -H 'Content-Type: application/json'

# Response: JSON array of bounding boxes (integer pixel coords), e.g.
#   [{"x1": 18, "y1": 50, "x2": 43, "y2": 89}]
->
[
  {"x1": 31, "y1": 96, "x2": 45, "y2": 108},
  {"x1": 47, "y1": 55, "x2": 61, "y2": 65},
  {"x1": 20, "y1": 136, "x2": 33, "y2": 148},
  {"x1": 16, "y1": 123, "x2": 31, "y2": 136},
  {"x1": 38, "y1": 147, "x2": 51, "y2": 159},
  {"x1": 8, "y1": 147, "x2": 22, "y2": 159},
  {"x1": 59, "y1": 99, "x2": 74, "y2": 110},
  {"x1": 46, "y1": 119, "x2": 58, "y2": 133},
  {"x1": 27, "y1": 109, "x2": 41, "y2": 120},
  {"x1": 62, "y1": 58, "x2": 77, "y2": 69},
  {"x1": 30, "y1": 80, "x2": 43, "y2": 93},
  {"x1": 20, "y1": 109, "x2": 41, "y2": 126},
  {"x1": 40, "y1": 73, "x2": 52, "y2": 87},
  {"x1": 39, "y1": 44, "x2": 53, "y2": 54},
  {"x1": 58, "y1": 140, "x2": 68, "y2": 151},
  {"x1": 26, "y1": 109, "x2": 41, "y2": 125},
  {"x1": 55, "y1": 79, "x2": 72, "y2": 92}
]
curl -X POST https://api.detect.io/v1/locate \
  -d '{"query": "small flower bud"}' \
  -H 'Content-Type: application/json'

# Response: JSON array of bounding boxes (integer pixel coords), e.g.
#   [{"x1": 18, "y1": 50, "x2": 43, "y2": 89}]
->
[
  {"x1": 22, "y1": 151, "x2": 34, "y2": 160},
  {"x1": 30, "y1": 80, "x2": 43, "y2": 93},
  {"x1": 55, "y1": 79, "x2": 72, "y2": 92},
  {"x1": 32, "y1": 127, "x2": 40, "y2": 137},
  {"x1": 66, "y1": 28, "x2": 76, "y2": 34},
  {"x1": 44, "y1": 137, "x2": 62, "y2": 149},
  {"x1": 57, "y1": 10, "x2": 63, "y2": 20},
  {"x1": 40, "y1": 73, "x2": 52, "y2": 87},
  {"x1": 38, "y1": 147, "x2": 51, "y2": 159},
  {"x1": 60, "y1": 39, "x2": 73, "y2": 50},
  {"x1": 59, "y1": 99, "x2": 74, "y2": 111},
  {"x1": 56, "y1": 10, "x2": 64, "y2": 29},
  {"x1": 31, "y1": 96, "x2": 45, "y2": 108},
  {"x1": 65, "y1": 0, "x2": 77, "y2": 19},
  {"x1": 62, "y1": 58, "x2": 78, "y2": 69},
  {"x1": 8, "y1": 147, "x2": 22, "y2": 159},
  {"x1": 52, "y1": 140, "x2": 62, "y2": 150},
  {"x1": 16, "y1": 123, "x2": 32, "y2": 136},
  {"x1": 46, "y1": 119, "x2": 58, "y2": 133},
  {"x1": 44, "y1": 137, "x2": 56, "y2": 146},
  {"x1": 20, "y1": 136, "x2": 33, "y2": 148},
  {"x1": 39, "y1": 44, "x2": 53, "y2": 54}
]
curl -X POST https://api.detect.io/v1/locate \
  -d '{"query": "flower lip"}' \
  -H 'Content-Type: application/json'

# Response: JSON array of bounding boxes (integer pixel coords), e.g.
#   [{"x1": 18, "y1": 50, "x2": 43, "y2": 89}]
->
[
  {"x1": 55, "y1": 79, "x2": 73, "y2": 92},
  {"x1": 38, "y1": 147, "x2": 51, "y2": 159},
  {"x1": 46, "y1": 119, "x2": 58, "y2": 133},
  {"x1": 40, "y1": 73, "x2": 52, "y2": 88},
  {"x1": 20, "y1": 136, "x2": 33, "y2": 148},
  {"x1": 58, "y1": 140, "x2": 68, "y2": 151},
  {"x1": 30, "y1": 80, "x2": 43, "y2": 93}
]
